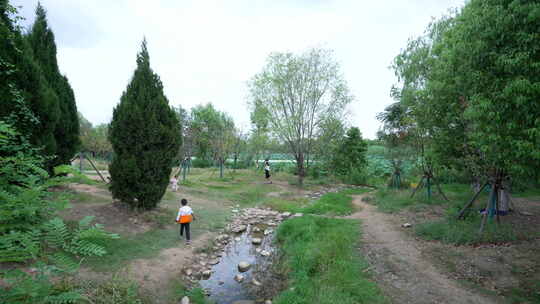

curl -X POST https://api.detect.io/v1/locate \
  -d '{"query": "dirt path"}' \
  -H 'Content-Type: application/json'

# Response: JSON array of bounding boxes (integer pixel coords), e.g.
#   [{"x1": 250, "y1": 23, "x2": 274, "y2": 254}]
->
[
  {"x1": 346, "y1": 195, "x2": 499, "y2": 304},
  {"x1": 127, "y1": 233, "x2": 214, "y2": 303}
]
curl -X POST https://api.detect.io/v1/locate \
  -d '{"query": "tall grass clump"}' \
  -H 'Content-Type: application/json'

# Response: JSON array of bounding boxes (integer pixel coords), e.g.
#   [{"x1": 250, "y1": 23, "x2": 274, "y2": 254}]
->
[
  {"x1": 415, "y1": 216, "x2": 517, "y2": 245},
  {"x1": 274, "y1": 216, "x2": 386, "y2": 304}
]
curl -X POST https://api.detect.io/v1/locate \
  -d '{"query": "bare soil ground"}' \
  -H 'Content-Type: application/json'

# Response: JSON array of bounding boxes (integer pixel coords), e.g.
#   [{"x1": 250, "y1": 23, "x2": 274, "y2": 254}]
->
[
  {"x1": 126, "y1": 232, "x2": 214, "y2": 303},
  {"x1": 346, "y1": 195, "x2": 500, "y2": 304},
  {"x1": 352, "y1": 193, "x2": 540, "y2": 304}
]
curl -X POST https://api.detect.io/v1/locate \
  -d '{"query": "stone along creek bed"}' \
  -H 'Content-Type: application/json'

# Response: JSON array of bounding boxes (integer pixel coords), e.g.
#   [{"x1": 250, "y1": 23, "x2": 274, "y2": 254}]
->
[{"x1": 181, "y1": 208, "x2": 302, "y2": 304}]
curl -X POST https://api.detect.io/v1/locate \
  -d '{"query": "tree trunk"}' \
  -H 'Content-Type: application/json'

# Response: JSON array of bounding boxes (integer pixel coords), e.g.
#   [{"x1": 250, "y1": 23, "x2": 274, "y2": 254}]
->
[
  {"x1": 79, "y1": 152, "x2": 84, "y2": 172},
  {"x1": 220, "y1": 158, "x2": 224, "y2": 178},
  {"x1": 426, "y1": 175, "x2": 432, "y2": 200},
  {"x1": 182, "y1": 160, "x2": 187, "y2": 181},
  {"x1": 499, "y1": 188, "x2": 510, "y2": 212},
  {"x1": 297, "y1": 153, "x2": 305, "y2": 186}
]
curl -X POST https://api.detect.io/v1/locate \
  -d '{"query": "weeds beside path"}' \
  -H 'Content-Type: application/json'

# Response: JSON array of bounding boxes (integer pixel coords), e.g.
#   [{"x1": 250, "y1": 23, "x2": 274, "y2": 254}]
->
[{"x1": 347, "y1": 195, "x2": 500, "y2": 304}]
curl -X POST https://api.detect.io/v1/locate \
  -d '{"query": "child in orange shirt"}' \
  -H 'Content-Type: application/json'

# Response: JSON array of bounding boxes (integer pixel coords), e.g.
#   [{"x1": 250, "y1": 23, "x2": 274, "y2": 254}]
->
[{"x1": 176, "y1": 199, "x2": 194, "y2": 244}]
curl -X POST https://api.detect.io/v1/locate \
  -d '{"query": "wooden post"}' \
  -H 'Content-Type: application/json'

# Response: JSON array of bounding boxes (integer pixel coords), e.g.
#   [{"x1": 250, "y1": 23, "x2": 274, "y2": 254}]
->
[
  {"x1": 87, "y1": 156, "x2": 107, "y2": 183},
  {"x1": 433, "y1": 177, "x2": 450, "y2": 201},
  {"x1": 457, "y1": 181, "x2": 488, "y2": 219},
  {"x1": 479, "y1": 184, "x2": 496, "y2": 233},
  {"x1": 426, "y1": 175, "x2": 432, "y2": 201},
  {"x1": 79, "y1": 152, "x2": 84, "y2": 172},
  {"x1": 411, "y1": 176, "x2": 425, "y2": 198},
  {"x1": 495, "y1": 183, "x2": 501, "y2": 224}
]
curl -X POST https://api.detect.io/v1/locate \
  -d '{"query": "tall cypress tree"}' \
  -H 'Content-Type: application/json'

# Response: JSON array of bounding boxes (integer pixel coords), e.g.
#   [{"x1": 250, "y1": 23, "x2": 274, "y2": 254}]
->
[
  {"x1": 109, "y1": 39, "x2": 181, "y2": 210},
  {"x1": 0, "y1": 0, "x2": 59, "y2": 155},
  {"x1": 27, "y1": 2, "x2": 80, "y2": 166}
]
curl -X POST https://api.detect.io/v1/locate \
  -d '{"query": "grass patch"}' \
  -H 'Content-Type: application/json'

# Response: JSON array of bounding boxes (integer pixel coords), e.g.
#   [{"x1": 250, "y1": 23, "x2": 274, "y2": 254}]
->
[
  {"x1": 373, "y1": 188, "x2": 437, "y2": 213},
  {"x1": 85, "y1": 228, "x2": 182, "y2": 271},
  {"x1": 69, "y1": 191, "x2": 110, "y2": 204},
  {"x1": 339, "y1": 188, "x2": 372, "y2": 195},
  {"x1": 85, "y1": 201, "x2": 228, "y2": 272},
  {"x1": 372, "y1": 184, "x2": 477, "y2": 213},
  {"x1": 76, "y1": 275, "x2": 150, "y2": 304},
  {"x1": 274, "y1": 216, "x2": 386, "y2": 304},
  {"x1": 303, "y1": 192, "x2": 354, "y2": 216},
  {"x1": 415, "y1": 216, "x2": 517, "y2": 245},
  {"x1": 514, "y1": 187, "x2": 540, "y2": 199},
  {"x1": 167, "y1": 279, "x2": 211, "y2": 304},
  {"x1": 508, "y1": 280, "x2": 540, "y2": 304},
  {"x1": 262, "y1": 197, "x2": 307, "y2": 213}
]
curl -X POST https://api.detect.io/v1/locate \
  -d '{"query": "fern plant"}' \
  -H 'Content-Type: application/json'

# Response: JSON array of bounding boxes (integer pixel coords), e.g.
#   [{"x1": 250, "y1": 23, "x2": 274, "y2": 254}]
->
[
  {"x1": 0, "y1": 263, "x2": 85, "y2": 304},
  {"x1": 41, "y1": 216, "x2": 119, "y2": 272}
]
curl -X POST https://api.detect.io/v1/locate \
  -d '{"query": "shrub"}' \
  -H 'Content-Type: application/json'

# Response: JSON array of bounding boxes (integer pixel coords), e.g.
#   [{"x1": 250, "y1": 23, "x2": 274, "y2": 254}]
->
[
  {"x1": 191, "y1": 158, "x2": 213, "y2": 168},
  {"x1": 0, "y1": 122, "x2": 119, "y2": 302}
]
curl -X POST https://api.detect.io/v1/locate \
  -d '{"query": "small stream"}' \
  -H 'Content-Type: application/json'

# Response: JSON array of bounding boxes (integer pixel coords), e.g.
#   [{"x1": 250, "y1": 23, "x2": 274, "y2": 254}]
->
[
  {"x1": 181, "y1": 208, "x2": 297, "y2": 304},
  {"x1": 200, "y1": 224, "x2": 276, "y2": 303}
]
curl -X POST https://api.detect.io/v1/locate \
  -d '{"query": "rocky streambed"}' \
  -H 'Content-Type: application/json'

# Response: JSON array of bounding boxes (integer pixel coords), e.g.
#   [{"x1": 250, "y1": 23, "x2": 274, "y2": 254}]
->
[{"x1": 181, "y1": 208, "x2": 302, "y2": 304}]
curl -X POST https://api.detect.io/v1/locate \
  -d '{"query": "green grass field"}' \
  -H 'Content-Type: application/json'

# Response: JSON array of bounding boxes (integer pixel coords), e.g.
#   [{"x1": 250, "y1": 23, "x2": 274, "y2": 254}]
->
[{"x1": 274, "y1": 216, "x2": 387, "y2": 304}]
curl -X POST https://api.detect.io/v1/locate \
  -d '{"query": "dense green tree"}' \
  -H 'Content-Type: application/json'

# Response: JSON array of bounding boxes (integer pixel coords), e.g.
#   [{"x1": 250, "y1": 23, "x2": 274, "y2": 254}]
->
[
  {"x1": 430, "y1": 0, "x2": 540, "y2": 179},
  {"x1": 190, "y1": 103, "x2": 235, "y2": 177},
  {"x1": 391, "y1": 0, "x2": 540, "y2": 214},
  {"x1": 377, "y1": 102, "x2": 416, "y2": 188},
  {"x1": 27, "y1": 2, "x2": 80, "y2": 166},
  {"x1": 313, "y1": 116, "x2": 347, "y2": 170},
  {"x1": 0, "y1": 0, "x2": 59, "y2": 156},
  {"x1": 108, "y1": 39, "x2": 180, "y2": 210},
  {"x1": 332, "y1": 127, "x2": 368, "y2": 177}
]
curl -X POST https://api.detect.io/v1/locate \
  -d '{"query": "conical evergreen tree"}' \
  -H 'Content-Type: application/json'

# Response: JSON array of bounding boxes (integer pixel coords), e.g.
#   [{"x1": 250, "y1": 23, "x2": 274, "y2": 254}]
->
[
  {"x1": 27, "y1": 2, "x2": 80, "y2": 166},
  {"x1": 0, "y1": 0, "x2": 59, "y2": 155},
  {"x1": 109, "y1": 39, "x2": 181, "y2": 210}
]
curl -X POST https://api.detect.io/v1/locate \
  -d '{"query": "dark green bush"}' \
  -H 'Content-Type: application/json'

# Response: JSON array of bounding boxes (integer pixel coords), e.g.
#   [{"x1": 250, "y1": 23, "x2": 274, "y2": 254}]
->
[{"x1": 191, "y1": 158, "x2": 214, "y2": 168}]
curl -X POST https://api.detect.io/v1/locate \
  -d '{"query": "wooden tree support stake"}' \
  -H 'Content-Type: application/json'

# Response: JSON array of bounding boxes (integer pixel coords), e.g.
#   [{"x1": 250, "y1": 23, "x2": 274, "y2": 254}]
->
[
  {"x1": 86, "y1": 156, "x2": 108, "y2": 184},
  {"x1": 457, "y1": 181, "x2": 488, "y2": 219},
  {"x1": 410, "y1": 176, "x2": 425, "y2": 198},
  {"x1": 479, "y1": 184, "x2": 496, "y2": 234},
  {"x1": 433, "y1": 177, "x2": 450, "y2": 201}
]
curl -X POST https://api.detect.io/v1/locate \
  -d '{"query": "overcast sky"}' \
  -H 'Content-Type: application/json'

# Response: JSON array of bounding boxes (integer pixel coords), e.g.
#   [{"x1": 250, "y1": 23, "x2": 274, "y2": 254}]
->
[{"x1": 13, "y1": 0, "x2": 464, "y2": 139}]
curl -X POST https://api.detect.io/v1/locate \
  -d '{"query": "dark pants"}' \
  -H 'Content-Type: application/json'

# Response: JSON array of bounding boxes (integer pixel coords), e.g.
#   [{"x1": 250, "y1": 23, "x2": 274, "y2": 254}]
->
[
  {"x1": 180, "y1": 223, "x2": 190, "y2": 241},
  {"x1": 265, "y1": 170, "x2": 270, "y2": 179}
]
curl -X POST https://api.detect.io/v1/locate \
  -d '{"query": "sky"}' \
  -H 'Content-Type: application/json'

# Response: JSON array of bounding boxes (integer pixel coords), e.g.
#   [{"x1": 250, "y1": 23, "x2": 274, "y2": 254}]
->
[{"x1": 13, "y1": 0, "x2": 464, "y2": 139}]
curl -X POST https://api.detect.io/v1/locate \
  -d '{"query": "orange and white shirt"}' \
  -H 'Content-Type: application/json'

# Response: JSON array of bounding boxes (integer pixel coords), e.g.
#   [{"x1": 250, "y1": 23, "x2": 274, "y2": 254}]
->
[{"x1": 176, "y1": 206, "x2": 193, "y2": 223}]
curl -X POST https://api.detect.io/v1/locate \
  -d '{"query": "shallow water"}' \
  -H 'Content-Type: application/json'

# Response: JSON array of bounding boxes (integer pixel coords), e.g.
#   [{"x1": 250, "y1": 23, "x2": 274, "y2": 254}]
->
[{"x1": 200, "y1": 224, "x2": 276, "y2": 304}]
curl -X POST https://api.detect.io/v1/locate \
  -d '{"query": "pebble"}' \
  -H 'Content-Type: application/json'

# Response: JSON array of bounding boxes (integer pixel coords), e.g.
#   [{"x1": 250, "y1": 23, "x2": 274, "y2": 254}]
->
[
  {"x1": 201, "y1": 270, "x2": 211, "y2": 280},
  {"x1": 238, "y1": 261, "x2": 251, "y2": 272},
  {"x1": 234, "y1": 274, "x2": 245, "y2": 282}
]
